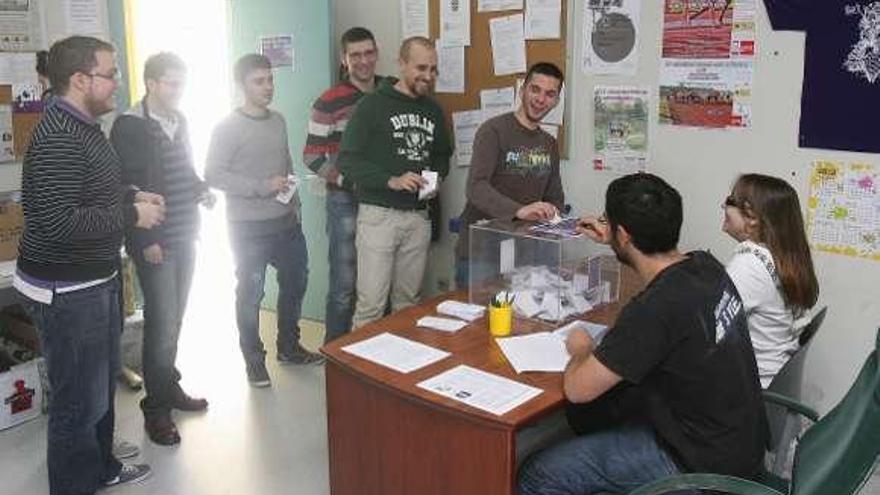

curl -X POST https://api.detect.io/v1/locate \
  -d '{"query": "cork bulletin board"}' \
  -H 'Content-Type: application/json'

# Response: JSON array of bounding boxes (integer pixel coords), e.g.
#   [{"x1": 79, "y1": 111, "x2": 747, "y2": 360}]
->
[{"x1": 427, "y1": 0, "x2": 569, "y2": 156}]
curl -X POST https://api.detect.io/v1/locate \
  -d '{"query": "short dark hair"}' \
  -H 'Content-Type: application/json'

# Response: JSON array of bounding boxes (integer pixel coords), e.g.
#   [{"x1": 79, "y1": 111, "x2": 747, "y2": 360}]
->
[
  {"x1": 605, "y1": 173, "x2": 682, "y2": 254},
  {"x1": 399, "y1": 36, "x2": 434, "y2": 61},
  {"x1": 524, "y1": 62, "x2": 564, "y2": 89},
  {"x1": 143, "y1": 52, "x2": 186, "y2": 86},
  {"x1": 234, "y1": 53, "x2": 272, "y2": 85},
  {"x1": 36, "y1": 50, "x2": 49, "y2": 78},
  {"x1": 341, "y1": 27, "x2": 376, "y2": 52},
  {"x1": 48, "y1": 36, "x2": 115, "y2": 95}
]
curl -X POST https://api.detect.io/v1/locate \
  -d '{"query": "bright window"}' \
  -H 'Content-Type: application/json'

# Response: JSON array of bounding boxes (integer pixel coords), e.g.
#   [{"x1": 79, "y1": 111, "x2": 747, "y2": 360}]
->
[{"x1": 124, "y1": 0, "x2": 230, "y2": 173}]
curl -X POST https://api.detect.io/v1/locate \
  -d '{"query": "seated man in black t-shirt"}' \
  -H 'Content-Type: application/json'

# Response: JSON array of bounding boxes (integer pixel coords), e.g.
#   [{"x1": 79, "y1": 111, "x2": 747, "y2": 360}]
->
[{"x1": 518, "y1": 173, "x2": 768, "y2": 495}]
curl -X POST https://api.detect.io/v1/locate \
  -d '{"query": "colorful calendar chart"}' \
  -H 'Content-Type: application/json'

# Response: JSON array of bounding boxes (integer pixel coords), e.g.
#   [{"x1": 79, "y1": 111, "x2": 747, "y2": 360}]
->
[{"x1": 807, "y1": 161, "x2": 880, "y2": 261}]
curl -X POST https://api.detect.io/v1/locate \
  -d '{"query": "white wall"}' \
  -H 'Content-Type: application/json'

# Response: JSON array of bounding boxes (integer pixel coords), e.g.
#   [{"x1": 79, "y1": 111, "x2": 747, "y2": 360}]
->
[{"x1": 332, "y1": 0, "x2": 880, "y2": 414}]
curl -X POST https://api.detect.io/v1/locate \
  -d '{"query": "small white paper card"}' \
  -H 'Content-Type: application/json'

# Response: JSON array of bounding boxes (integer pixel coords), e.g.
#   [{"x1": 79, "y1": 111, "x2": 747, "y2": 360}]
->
[{"x1": 418, "y1": 170, "x2": 439, "y2": 200}]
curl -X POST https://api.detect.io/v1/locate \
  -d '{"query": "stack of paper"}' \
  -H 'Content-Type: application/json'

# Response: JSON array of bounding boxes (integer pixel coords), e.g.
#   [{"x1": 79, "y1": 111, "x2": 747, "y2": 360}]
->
[
  {"x1": 437, "y1": 300, "x2": 485, "y2": 322},
  {"x1": 495, "y1": 320, "x2": 610, "y2": 373},
  {"x1": 417, "y1": 364, "x2": 543, "y2": 416},
  {"x1": 341, "y1": 332, "x2": 450, "y2": 373},
  {"x1": 416, "y1": 316, "x2": 468, "y2": 333},
  {"x1": 496, "y1": 332, "x2": 569, "y2": 373}
]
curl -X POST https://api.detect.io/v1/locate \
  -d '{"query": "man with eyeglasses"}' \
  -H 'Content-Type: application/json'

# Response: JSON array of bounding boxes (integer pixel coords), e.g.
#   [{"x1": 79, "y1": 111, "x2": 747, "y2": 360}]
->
[
  {"x1": 110, "y1": 52, "x2": 213, "y2": 447},
  {"x1": 339, "y1": 36, "x2": 452, "y2": 328},
  {"x1": 303, "y1": 27, "x2": 383, "y2": 342},
  {"x1": 15, "y1": 36, "x2": 164, "y2": 494}
]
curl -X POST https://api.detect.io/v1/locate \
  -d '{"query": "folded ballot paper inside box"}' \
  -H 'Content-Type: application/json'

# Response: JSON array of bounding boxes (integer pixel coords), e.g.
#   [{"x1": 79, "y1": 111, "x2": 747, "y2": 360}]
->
[{"x1": 468, "y1": 219, "x2": 620, "y2": 323}]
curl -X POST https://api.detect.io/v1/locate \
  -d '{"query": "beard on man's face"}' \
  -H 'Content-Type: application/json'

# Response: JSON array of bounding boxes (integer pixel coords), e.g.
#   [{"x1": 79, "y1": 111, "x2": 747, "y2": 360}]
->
[{"x1": 609, "y1": 228, "x2": 633, "y2": 268}]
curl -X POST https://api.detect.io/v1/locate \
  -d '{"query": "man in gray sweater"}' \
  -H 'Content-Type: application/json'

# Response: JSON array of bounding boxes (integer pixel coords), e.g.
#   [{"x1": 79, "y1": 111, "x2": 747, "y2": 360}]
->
[{"x1": 206, "y1": 54, "x2": 322, "y2": 388}]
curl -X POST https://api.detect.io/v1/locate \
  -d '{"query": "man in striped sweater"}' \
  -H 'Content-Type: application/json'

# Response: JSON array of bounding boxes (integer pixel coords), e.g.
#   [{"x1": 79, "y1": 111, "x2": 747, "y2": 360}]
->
[
  {"x1": 110, "y1": 52, "x2": 212, "y2": 447},
  {"x1": 15, "y1": 36, "x2": 164, "y2": 494},
  {"x1": 303, "y1": 27, "x2": 383, "y2": 342}
]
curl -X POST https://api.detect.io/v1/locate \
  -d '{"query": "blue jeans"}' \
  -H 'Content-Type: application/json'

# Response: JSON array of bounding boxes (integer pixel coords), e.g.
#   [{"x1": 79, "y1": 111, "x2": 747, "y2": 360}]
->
[
  {"x1": 230, "y1": 223, "x2": 309, "y2": 365},
  {"x1": 19, "y1": 279, "x2": 123, "y2": 495},
  {"x1": 518, "y1": 424, "x2": 697, "y2": 495},
  {"x1": 324, "y1": 189, "x2": 357, "y2": 342},
  {"x1": 132, "y1": 242, "x2": 196, "y2": 412}
]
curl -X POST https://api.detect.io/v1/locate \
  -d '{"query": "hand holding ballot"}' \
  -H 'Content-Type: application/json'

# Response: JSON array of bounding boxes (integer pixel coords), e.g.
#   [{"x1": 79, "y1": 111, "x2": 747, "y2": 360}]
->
[{"x1": 515, "y1": 201, "x2": 558, "y2": 221}]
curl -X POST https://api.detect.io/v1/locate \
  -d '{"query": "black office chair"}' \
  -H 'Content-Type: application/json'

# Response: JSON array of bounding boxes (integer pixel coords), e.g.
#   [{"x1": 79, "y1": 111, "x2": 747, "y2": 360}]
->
[{"x1": 765, "y1": 307, "x2": 827, "y2": 476}]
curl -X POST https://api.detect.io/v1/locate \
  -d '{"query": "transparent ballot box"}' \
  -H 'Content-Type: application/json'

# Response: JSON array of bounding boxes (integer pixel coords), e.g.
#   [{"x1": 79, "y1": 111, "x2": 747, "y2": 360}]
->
[{"x1": 468, "y1": 219, "x2": 621, "y2": 323}]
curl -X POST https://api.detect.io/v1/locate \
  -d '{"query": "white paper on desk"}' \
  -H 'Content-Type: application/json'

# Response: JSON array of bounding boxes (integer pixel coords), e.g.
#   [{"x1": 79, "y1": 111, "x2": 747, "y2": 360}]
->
[
  {"x1": 401, "y1": 0, "x2": 430, "y2": 38},
  {"x1": 417, "y1": 316, "x2": 468, "y2": 333},
  {"x1": 437, "y1": 300, "x2": 485, "y2": 321},
  {"x1": 436, "y1": 44, "x2": 465, "y2": 94},
  {"x1": 418, "y1": 170, "x2": 438, "y2": 200},
  {"x1": 525, "y1": 0, "x2": 561, "y2": 40},
  {"x1": 440, "y1": 0, "x2": 471, "y2": 47},
  {"x1": 452, "y1": 110, "x2": 485, "y2": 167},
  {"x1": 480, "y1": 87, "x2": 516, "y2": 119},
  {"x1": 496, "y1": 332, "x2": 569, "y2": 373},
  {"x1": 478, "y1": 0, "x2": 522, "y2": 12},
  {"x1": 417, "y1": 364, "x2": 543, "y2": 415},
  {"x1": 490, "y1": 14, "x2": 527, "y2": 76},
  {"x1": 341, "y1": 332, "x2": 450, "y2": 373}
]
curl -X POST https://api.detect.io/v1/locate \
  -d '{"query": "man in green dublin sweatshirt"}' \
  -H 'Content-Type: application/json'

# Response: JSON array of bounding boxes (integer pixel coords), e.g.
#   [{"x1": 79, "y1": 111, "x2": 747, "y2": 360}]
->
[{"x1": 339, "y1": 36, "x2": 451, "y2": 328}]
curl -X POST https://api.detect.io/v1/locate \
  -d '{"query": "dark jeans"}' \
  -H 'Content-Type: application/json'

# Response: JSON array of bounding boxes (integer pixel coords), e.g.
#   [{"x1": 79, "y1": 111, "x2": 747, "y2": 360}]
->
[
  {"x1": 20, "y1": 279, "x2": 123, "y2": 495},
  {"x1": 324, "y1": 189, "x2": 357, "y2": 343},
  {"x1": 230, "y1": 223, "x2": 308, "y2": 365},
  {"x1": 132, "y1": 242, "x2": 196, "y2": 413},
  {"x1": 518, "y1": 424, "x2": 698, "y2": 495}
]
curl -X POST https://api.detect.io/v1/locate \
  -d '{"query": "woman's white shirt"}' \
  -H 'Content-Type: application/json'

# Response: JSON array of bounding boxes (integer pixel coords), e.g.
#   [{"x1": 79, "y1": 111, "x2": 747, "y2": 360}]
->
[{"x1": 726, "y1": 241, "x2": 797, "y2": 389}]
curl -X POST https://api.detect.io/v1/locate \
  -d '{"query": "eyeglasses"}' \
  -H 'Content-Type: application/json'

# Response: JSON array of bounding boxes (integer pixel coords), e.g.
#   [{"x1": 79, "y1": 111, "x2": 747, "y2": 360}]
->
[
  {"x1": 722, "y1": 195, "x2": 744, "y2": 209},
  {"x1": 86, "y1": 71, "x2": 120, "y2": 82}
]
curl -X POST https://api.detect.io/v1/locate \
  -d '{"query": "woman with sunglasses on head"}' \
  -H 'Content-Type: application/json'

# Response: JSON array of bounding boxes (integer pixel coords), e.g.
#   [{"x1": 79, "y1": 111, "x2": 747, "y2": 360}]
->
[{"x1": 722, "y1": 173, "x2": 819, "y2": 388}]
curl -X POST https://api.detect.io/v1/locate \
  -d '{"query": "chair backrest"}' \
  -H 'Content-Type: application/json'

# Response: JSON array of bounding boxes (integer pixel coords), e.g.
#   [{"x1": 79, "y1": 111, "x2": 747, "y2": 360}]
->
[
  {"x1": 798, "y1": 306, "x2": 828, "y2": 347},
  {"x1": 790, "y1": 327, "x2": 880, "y2": 495},
  {"x1": 766, "y1": 307, "x2": 828, "y2": 448}
]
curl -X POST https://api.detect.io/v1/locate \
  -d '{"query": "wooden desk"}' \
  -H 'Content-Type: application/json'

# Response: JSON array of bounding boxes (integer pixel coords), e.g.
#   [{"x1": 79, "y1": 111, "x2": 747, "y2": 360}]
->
[{"x1": 322, "y1": 273, "x2": 639, "y2": 495}]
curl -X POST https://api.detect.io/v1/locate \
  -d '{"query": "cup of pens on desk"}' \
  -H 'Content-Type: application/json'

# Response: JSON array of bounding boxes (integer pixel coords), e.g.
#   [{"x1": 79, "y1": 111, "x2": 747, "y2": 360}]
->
[{"x1": 488, "y1": 291, "x2": 513, "y2": 337}]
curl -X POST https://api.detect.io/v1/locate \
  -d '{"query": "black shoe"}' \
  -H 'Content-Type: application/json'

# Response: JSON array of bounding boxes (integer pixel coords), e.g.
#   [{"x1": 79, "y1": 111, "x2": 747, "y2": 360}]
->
[
  {"x1": 278, "y1": 344, "x2": 325, "y2": 366},
  {"x1": 246, "y1": 361, "x2": 271, "y2": 387},
  {"x1": 103, "y1": 463, "x2": 152, "y2": 488},
  {"x1": 171, "y1": 390, "x2": 208, "y2": 412}
]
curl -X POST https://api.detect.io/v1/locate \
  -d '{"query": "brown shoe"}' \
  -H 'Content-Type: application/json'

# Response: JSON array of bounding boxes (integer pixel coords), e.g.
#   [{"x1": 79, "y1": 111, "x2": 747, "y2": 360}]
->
[
  {"x1": 144, "y1": 413, "x2": 180, "y2": 446},
  {"x1": 171, "y1": 391, "x2": 208, "y2": 412}
]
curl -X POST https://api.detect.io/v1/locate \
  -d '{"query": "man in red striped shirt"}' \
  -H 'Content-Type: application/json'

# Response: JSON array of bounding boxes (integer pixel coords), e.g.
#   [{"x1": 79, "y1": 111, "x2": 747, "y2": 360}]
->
[{"x1": 303, "y1": 27, "x2": 383, "y2": 342}]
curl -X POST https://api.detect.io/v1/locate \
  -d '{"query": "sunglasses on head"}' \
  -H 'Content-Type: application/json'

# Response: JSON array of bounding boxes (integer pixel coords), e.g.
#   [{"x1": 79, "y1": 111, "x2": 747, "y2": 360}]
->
[{"x1": 723, "y1": 195, "x2": 741, "y2": 208}]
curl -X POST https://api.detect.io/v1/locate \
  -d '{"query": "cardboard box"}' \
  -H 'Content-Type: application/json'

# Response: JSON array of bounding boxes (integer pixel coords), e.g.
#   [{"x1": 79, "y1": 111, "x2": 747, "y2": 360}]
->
[
  {"x1": 0, "y1": 307, "x2": 40, "y2": 352},
  {"x1": 0, "y1": 200, "x2": 23, "y2": 262},
  {"x1": 0, "y1": 356, "x2": 44, "y2": 430}
]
